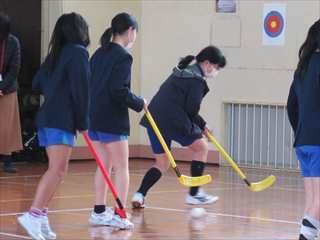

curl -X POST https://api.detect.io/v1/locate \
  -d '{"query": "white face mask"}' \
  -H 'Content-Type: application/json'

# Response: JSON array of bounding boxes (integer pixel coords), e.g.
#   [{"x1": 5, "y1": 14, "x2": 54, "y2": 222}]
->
[
  {"x1": 125, "y1": 41, "x2": 134, "y2": 50},
  {"x1": 206, "y1": 68, "x2": 219, "y2": 79}
]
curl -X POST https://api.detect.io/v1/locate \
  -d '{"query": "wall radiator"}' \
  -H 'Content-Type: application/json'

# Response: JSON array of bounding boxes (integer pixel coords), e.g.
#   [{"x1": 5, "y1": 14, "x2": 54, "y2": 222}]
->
[{"x1": 224, "y1": 102, "x2": 299, "y2": 170}]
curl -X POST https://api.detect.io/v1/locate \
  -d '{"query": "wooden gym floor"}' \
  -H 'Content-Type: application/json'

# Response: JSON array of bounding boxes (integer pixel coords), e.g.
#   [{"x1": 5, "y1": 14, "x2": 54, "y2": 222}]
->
[{"x1": 0, "y1": 159, "x2": 303, "y2": 239}]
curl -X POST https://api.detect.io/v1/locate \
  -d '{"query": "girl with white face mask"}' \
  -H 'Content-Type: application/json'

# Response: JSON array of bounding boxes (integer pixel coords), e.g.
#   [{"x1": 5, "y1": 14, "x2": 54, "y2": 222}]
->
[
  {"x1": 132, "y1": 46, "x2": 226, "y2": 209},
  {"x1": 88, "y1": 12, "x2": 146, "y2": 229}
]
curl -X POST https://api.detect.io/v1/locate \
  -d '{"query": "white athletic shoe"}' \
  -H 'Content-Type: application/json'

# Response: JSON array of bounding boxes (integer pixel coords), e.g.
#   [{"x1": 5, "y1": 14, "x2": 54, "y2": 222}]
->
[
  {"x1": 131, "y1": 192, "x2": 145, "y2": 209},
  {"x1": 108, "y1": 214, "x2": 134, "y2": 230},
  {"x1": 40, "y1": 216, "x2": 57, "y2": 240},
  {"x1": 185, "y1": 189, "x2": 219, "y2": 205},
  {"x1": 18, "y1": 213, "x2": 45, "y2": 240},
  {"x1": 89, "y1": 208, "x2": 114, "y2": 226}
]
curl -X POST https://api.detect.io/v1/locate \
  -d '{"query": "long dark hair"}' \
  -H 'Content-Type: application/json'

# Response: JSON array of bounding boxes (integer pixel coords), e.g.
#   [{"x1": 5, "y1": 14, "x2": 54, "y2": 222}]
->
[
  {"x1": 100, "y1": 12, "x2": 138, "y2": 47},
  {"x1": 0, "y1": 12, "x2": 10, "y2": 41},
  {"x1": 296, "y1": 20, "x2": 320, "y2": 79},
  {"x1": 178, "y1": 45, "x2": 226, "y2": 69},
  {"x1": 46, "y1": 12, "x2": 90, "y2": 72}
]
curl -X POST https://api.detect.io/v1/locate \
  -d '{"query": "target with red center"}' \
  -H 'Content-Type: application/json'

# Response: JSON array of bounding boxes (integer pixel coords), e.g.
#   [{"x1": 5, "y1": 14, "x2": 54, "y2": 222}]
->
[{"x1": 264, "y1": 10, "x2": 284, "y2": 38}]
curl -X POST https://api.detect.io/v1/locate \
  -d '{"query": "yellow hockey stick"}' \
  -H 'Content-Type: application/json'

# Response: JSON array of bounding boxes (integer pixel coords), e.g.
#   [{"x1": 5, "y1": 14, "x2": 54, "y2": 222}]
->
[
  {"x1": 144, "y1": 109, "x2": 212, "y2": 187},
  {"x1": 205, "y1": 130, "x2": 276, "y2": 192}
]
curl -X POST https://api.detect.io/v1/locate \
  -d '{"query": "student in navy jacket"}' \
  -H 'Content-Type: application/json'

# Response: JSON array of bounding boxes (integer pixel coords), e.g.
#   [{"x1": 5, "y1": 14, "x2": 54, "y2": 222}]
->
[
  {"x1": 131, "y1": 46, "x2": 226, "y2": 208},
  {"x1": 287, "y1": 20, "x2": 320, "y2": 240},
  {"x1": 18, "y1": 13, "x2": 90, "y2": 240},
  {"x1": 88, "y1": 13, "x2": 145, "y2": 229}
]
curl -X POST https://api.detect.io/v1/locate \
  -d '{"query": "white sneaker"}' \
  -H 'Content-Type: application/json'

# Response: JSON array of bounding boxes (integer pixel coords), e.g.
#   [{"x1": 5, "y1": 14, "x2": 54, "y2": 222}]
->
[
  {"x1": 18, "y1": 213, "x2": 45, "y2": 240},
  {"x1": 131, "y1": 192, "x2": 145, "y2": 209},
  {"x1": 89, "y1": 208, "x2": 114, "y2": 226},
  {"x1": 40, "y1": 216, "x2": 57, "y2": 239},
  {"x1": 185, "y1": 189, "x2": 219, "y2": 205},
  {"x1": 108, "y1": 214, "x2": 134, "y2": 230}
]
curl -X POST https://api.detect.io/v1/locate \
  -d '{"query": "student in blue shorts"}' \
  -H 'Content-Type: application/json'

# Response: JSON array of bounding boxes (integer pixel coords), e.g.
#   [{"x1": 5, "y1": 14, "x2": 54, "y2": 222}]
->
[
  {"x1": 18, "y1": 13, "x2": 90, "y2": 240},
  {"x1": 88, "y1": 12, "x2": 146, "y2": 230},
  {"x1": 287, "y1": 19, "x2": 320, "y2": 240},
  {"x1": 131, "y1": 46, "x2": 226, "y2": 208}
]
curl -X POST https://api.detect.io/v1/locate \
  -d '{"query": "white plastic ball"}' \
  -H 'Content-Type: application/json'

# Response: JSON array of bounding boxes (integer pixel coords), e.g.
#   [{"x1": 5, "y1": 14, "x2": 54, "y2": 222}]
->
[{"x1": 190, "y1": 208, "x2": 206, "y2": 218}]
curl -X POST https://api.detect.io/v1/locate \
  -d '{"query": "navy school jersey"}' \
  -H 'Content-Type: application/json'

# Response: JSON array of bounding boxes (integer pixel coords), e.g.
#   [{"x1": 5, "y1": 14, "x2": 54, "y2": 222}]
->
[
  {"x1": 287, "y1": 52, "x2": 320, "y2": 147},
  {"x1": 32, "y1": 44, "x2": 90, "y2": 134},
  {"x1": 89, "y1": 42, "x2": 144, "y2": 136},
  {"x1": 140, "y1": 64, "x2": 209, "y2": 139}
]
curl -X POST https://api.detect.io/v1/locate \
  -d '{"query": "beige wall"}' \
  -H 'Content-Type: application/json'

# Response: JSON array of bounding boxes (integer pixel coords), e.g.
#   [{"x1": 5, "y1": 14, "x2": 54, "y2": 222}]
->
[
  {"x1": 139, "y1": 1, "x2": 213, "y2": 146},
  {"x1": 209, "y1": 0, "x2": 319, "y2": 146},
  {"x1": 139, "y1": 0, "x2": 320, "y2": 149},
  {"x1": 42, "y1": 0, "x2": 320, "y2": 149},
  {"x1": 62, "y1": 0, "x2": 142, "y2": 146},
  {"x1": 41, "y1": 0, "x2": 63, "y2": 60},
  {"x1": 41, "y1": 0, "x2": 142, "y2": 146}
]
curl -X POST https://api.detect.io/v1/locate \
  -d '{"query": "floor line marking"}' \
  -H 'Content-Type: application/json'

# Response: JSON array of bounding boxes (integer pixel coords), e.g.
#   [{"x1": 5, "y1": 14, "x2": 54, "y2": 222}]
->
[
  {"x1": 0, "y1": 206, "x2": 299, "y2": 225},
  {"x1": 146, "y1": 206, "x2": 299, "y2": 225},
  {"x1": 0, "y1": 172, "x2": 304, "y2": 193},
  {"x1": 0, "y1": 187, "x2": 241, "y2": 204},
  {"x1": 0, "y1": 231, "x2": 31, "y2": 239}
]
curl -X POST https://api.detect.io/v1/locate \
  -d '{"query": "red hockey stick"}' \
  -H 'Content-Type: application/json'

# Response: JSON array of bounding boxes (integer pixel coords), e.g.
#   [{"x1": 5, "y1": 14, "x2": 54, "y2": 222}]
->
[{"x1": 82, "y1": 132, "x2": 127, "y2": 218}]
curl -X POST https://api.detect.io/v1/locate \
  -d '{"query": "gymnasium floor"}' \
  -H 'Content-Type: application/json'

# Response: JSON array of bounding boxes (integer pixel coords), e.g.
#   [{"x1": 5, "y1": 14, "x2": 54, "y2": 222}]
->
[{"x1": 0, "y1": 159, "x2": 303, "y2": 239}]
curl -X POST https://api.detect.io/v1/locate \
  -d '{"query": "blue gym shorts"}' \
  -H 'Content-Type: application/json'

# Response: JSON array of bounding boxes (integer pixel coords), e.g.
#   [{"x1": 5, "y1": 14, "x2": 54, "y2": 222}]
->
[
  {"x1": 146, "y1": 127, "x2": 201, "y2": 154},
  {"x1": 88, "y1": 131, "x2": 128, "y2": 144},
  {"x1": 38, "y1": 128, "x2": 75, "y2": 147},
  {"x1": 296, "y1": 145, "x2": 320, "y2": 177}
]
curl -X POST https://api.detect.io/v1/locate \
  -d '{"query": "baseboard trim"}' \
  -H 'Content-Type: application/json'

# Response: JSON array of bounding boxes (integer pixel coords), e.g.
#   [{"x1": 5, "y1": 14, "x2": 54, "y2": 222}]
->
[{"x1": 71, "y1": 145, "x2": 219, "y2": 164}]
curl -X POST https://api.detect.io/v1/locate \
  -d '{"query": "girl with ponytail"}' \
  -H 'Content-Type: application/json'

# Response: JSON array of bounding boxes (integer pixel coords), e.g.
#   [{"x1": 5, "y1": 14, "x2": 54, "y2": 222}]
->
[
  {"x1": 132, "y1": 46, "x2": 226, "y2": 208},
  {"x1": 287, "y1": 20, "x2": 320, "y2": 240},
  {"x1": 88, "y1": 12, "x2": 145, "y2": 230}
]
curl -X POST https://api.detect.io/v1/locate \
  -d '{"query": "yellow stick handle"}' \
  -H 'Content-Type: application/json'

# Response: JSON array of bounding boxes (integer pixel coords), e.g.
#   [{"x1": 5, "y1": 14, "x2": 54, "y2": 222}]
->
[
  {"x1": 144, "y1": 110, "x2": 177, "y2": 169},
  {"x1": 206, "y1": 131, "x2": 247, "y2": 180}
]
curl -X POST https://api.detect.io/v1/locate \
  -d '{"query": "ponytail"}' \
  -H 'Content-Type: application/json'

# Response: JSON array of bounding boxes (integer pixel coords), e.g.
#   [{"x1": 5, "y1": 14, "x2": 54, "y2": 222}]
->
[
  {"x1": 100, "y1": 13, "x2": 138, "y2": 48},
  {"x1": 100, "y1": 27, "x2": 112, "y2": 47},
  {"x1": 178, "y1": 55, "x2": 195, "y2": 69}
]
